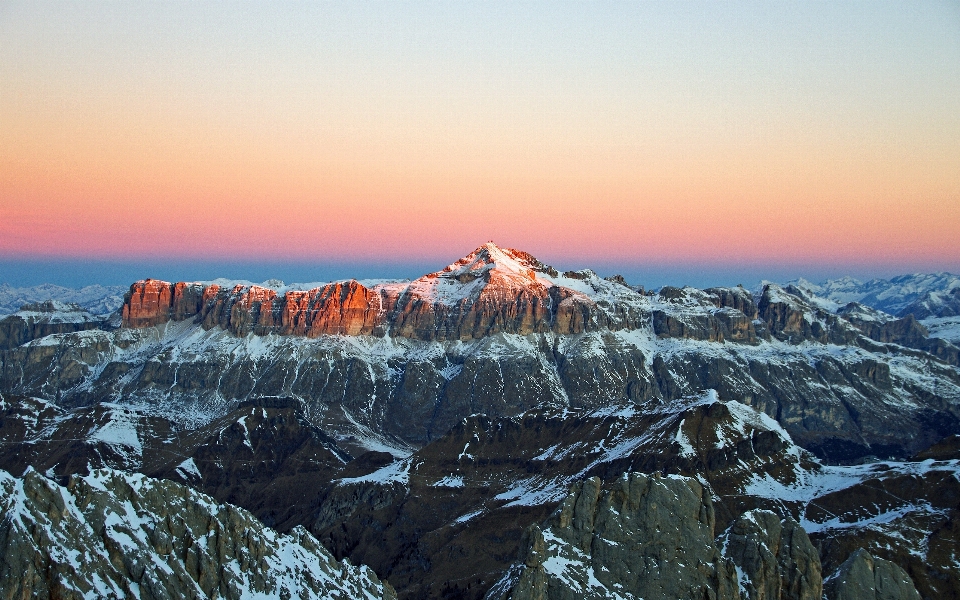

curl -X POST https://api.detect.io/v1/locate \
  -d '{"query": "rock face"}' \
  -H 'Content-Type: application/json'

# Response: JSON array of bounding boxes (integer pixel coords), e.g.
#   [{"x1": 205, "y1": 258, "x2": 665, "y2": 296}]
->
[
  {"x1": 652, "y1": 286, "x2": 763, "y2": 343},
  {"x1": 0, "y1": 467, "x2": 396, "y2": 600},
  {"x1": 0, "y1": 301, "x2": 110, "y2": 350},
  {"x1": 120, "y1": 243, "x2": 642, "y2": 341},
  {"x1": 757, "y1": 285, "x2": 860, "y2": 346},
  {"x1": 488, "y1": 473, "x2": 741, "y2": 600},
  {"x1": 823, "y1": 548, "x2": 921, "y2": 600},
  {"x1": 488, "y1": 476, "x2": 833, "y2": 600},
  {"x1": 719, "y1": 510, "x2": 822, "y2": 600},
  {"x1": 122, "y1": 279, "x2": 204, "y2": 328}
]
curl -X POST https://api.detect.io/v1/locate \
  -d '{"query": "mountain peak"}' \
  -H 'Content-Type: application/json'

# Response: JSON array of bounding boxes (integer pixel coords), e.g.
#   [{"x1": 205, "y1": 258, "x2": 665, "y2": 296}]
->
[{"x1": 435, "y1": 242, "x2": 557, "y2": 284}]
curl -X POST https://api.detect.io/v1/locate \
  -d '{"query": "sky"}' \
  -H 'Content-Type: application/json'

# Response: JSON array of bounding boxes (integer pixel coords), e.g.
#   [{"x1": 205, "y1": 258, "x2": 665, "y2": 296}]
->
[{"x1": 1, "y1": 1, "x2": 959, "y2": 288}]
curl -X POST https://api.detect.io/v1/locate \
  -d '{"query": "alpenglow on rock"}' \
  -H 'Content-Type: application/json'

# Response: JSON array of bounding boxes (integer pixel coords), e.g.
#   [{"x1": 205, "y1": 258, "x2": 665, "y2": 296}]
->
[
  {"x1": 0, "y1": 467, "x2": 396, "y2": 600},
  {"x1": 120, "y1": 242, "x2": 636, "y2": 340}
]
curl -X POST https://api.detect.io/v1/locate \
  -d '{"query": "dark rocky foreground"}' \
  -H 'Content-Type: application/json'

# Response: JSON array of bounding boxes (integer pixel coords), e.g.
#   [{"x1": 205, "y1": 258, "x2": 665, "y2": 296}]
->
[{"x1": 1, "y1": 391, "x2": 956, "y2": 599}]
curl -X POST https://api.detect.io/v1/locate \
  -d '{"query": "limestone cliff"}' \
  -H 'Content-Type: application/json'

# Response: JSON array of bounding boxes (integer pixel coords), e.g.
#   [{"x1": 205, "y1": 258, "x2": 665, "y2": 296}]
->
[{"x1": 120, "y1": 243, "x2": 638, "y2": 341}]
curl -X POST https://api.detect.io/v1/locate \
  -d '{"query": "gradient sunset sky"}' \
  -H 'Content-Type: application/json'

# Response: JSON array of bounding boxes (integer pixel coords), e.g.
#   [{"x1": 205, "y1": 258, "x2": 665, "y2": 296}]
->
[{"x1": 1, "y1": 1, "x2": 959, "y2": 287}]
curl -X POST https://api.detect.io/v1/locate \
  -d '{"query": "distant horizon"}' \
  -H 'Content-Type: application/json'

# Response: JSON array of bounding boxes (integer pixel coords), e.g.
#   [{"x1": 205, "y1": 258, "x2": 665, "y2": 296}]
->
[{"x1": 1, "y1": 252, "x2": 955, "y2": 291}]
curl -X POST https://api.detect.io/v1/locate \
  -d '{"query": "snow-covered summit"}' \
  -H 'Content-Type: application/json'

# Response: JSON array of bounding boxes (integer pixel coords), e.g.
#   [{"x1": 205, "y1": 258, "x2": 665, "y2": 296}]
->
[
  {"x1": 384, "y1": 242, "x2": 564, "y2": 304},
  {"x1": 437, "y1": 242, "x2": 557, "y2": 280}
]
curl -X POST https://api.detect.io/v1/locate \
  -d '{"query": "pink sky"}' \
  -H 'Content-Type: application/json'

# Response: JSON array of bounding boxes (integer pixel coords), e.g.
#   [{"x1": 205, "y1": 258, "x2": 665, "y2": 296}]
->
[{"x1": 2, "y1": 2, "x2": 959, "y2": 272}]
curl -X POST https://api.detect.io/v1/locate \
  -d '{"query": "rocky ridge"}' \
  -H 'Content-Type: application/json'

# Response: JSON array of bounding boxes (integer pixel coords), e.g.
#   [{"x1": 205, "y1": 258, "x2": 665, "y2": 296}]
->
[
  {"x1": 0, "y1": 467, "x2": 396, "y2": 599},
  {"x1": 3, "y1": 244, "x2": 959, "y2": 462}
]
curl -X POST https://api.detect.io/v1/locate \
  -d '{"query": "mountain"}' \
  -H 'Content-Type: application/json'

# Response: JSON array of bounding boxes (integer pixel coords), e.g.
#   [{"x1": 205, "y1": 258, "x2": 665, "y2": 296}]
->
[
  {"x1": 120, "y1": 242, "x2": 639, "y2": 339},
  {"x1": 786, "y1": 272, "x2": 960, "y2": 316},
  {"x1": 898, "y1": 287, "x2": 960, "y2": 320},
  {"x1": 782, "y1": 273, "x2": 960, "y2": 347},
  {"x1": 0, "y1": 283, "x2": 126, "y2": 317},
  {"x1": 4, "y1": 244, "x2": 957, "y2": 461},
  {"x1": 1, "y1": 243, "x2": 959, "y2": 599}
]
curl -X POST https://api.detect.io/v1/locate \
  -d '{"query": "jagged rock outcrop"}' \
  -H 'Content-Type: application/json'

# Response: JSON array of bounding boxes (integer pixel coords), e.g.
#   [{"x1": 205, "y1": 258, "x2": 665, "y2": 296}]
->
[
  {"x1": 758, "y1": 285, "x2": 860, "y2": 345},
  {"x1": 652, "y1": 286, "x2": 762, "y2": 343},
  {"x1": 707, "y1": 286, "x2": 760, "y2": 320},
  {"x1": 0, "y1": 395, "x2": 357, "y2": 532},
  {"x1": 719, "y1": 510, "x2": 822, "y2": 600},
  {"x1": 823, "y1": 548, "x2": 920, "y2": 600},
  {"x1": 487, "y1": 473, "x2": 741, "y2": 600},
  {"x1": 0, "y1": 467, "x2": 396, "y2": 600},
  {"x1": 838, "y1": 303, "x2": 960, "y2": 366},
  {"x1": 0, "y1": 301, "x2": 110, "y2": 350}
]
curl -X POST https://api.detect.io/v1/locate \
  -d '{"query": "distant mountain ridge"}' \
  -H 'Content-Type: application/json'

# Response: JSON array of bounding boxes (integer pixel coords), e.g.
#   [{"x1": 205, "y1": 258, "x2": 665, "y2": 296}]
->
[
  {"x1": 784, "y1": 272, "x2": 960, "y2": 316},
  {"x1": 0, "y1": 283, "x2": 126, "y2": 317}
]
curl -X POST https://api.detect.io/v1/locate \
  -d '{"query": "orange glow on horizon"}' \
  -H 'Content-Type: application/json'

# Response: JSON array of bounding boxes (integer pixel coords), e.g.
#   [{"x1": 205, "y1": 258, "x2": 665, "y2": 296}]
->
[{"x1": 2, "y1": 2, "x2": 958, "y2": 271}]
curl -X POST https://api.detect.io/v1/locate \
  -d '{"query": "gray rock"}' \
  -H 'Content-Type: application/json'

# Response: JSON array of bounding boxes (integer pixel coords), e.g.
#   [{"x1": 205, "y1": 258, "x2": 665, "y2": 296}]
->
[
  {"x1": 0, "y1": 467, "x2": 396, "y2": 600},
  {"x1": 824, "y1": 548, "x2": 920, "y2": 600},
  {"x1": 719, "y1": 510, "x2": 821, "y2": 600},
  {"x1": 488, "y1": 473, "x2": 741, "y2": 600}
]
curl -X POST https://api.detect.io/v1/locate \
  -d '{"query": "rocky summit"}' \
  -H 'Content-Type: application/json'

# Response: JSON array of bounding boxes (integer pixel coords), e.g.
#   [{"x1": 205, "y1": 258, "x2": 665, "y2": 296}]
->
[{"x1": 0, "y1": 244, "x2": 958, "y2": 599}]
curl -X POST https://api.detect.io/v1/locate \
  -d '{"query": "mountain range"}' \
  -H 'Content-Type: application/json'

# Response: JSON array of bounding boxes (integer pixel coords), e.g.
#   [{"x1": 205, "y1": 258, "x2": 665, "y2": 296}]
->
[{"x1": 1, "y1": 243, "x2": 958, "y2": 599}]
